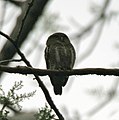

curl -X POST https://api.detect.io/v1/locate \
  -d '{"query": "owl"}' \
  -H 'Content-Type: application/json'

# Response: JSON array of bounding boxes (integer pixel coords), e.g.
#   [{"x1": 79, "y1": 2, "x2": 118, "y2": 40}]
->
[{"x1": 45, "y1": 32, "x2": 76, "y2": 95}]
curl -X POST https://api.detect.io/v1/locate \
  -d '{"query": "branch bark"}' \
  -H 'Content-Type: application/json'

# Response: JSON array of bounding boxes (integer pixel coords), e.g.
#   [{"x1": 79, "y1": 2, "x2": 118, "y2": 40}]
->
[
  {"x1": 74, "y1": 0, "x2": 110, "y2": 39},
  {"x1": 0, "y1": 0, "x2": 49, "y2": 76},
  {"x1": 0, "y1": 65, "x2": 119, "y2": 77}
]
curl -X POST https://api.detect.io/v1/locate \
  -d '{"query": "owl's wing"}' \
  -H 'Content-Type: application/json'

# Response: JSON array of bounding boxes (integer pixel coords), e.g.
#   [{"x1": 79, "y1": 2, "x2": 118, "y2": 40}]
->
[
  {"x1": 45, "y1": 46, "x2": 50, "y2": 69},
  {"x1": 67, "y1": 44, "x2": 76, "y2": 69},
  {"x1": 55, "y1": 43, "x2": 76, "y2": 70},
  {"x1": 51, "y1": 43, "x2": 71, "y2": 70},
  {"x1": 45, "y1": 45, "x2": 60, "y2": 69},
  {"x1": 45, "y1": 43, "x2": 76, "y2": 70}
]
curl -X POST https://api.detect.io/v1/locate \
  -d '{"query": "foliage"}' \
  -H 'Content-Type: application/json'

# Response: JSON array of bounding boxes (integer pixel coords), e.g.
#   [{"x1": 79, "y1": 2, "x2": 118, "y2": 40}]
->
[
  {"x1": 0, "y1": 81, "x2": 36, "y2": 119},
  {"x1": 0, "y1": 110, "x2": 9, "y2": 120},
  {"x1": 34, "y1": 104, "x2": 56, "y2": 120}
]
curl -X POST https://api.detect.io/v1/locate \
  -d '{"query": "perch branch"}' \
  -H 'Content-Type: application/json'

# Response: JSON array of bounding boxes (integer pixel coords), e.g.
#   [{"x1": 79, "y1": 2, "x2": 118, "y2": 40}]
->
[{"x1": 0, "y1": 65, "x2": 119, "y2": 77}]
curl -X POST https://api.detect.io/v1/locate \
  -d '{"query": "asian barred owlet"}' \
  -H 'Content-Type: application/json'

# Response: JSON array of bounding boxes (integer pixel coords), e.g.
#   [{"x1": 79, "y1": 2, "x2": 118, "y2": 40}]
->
[{"x1": 45, "y1": 32, "x2": 76, "y2": 95}]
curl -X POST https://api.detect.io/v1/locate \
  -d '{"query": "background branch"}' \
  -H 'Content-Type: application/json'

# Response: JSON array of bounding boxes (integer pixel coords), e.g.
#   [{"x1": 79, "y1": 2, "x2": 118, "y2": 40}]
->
[
  {"x1": 0, "y1": 0, "x2": 49, "y2": 76},
  {"x1": 4, "y1": 0, "x2": 23, "y2": 7},
  {"x1": 73, "y1": 0, "x2": 110, "y2": 39}
]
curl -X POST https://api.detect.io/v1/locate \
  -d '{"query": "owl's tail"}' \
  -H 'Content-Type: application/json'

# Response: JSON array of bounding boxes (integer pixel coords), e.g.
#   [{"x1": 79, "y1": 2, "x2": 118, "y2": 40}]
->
[
  {"x1": 54, "y1": 85, "x2": 62, "y2": 95},
  {"x1": 50, "y1": 75, "x2": 69, "y2": 95}
]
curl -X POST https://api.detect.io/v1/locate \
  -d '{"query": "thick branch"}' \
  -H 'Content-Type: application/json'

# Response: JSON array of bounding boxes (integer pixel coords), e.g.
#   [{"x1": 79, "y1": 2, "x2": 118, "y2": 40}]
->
[
  {"x1": 4, "y1": 0, "x2": 23, "y2": 6},
  {"x1": 0, "y1": 0, "x2": 49, "y2": 76},
  {"x1": 0, "y1": 65, "x2": 119, "y2": 77}
]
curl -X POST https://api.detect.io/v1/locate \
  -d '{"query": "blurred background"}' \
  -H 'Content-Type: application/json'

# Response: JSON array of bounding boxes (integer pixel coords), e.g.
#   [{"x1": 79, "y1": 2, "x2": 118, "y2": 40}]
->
[{"x1": 0, "y1": 0, "x2": 119, "y2": 120}]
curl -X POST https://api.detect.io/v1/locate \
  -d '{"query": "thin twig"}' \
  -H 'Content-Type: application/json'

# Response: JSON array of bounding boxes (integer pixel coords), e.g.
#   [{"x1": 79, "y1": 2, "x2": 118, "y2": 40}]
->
[
  {"x1": 87, "y1": 79, "x2": 119, "y2": 116},
  {"x1": 1, "y1": 104, "x2": 6, "y2": 113},
  {"x1": 0, "y1": 31, "x2": 64, "y2": 120},
  {"x1": 0, "y1": 59, "x2": 22, "y2": 64},
  {"x1": 16, "y1": 0, "x2": 34, "y2": 43},
  {"x1": 73, "y1": 0, "x2": 110, "y2": 39},
  {"x1": 79, "y1": 17, "x2": 106, "y2": 63}
]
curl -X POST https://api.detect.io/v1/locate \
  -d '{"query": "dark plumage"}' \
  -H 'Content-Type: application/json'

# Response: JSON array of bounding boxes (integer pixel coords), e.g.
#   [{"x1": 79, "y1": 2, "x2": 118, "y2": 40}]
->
[{"x1": 45, "y1": 32, "x2": 76, "y2": 95}]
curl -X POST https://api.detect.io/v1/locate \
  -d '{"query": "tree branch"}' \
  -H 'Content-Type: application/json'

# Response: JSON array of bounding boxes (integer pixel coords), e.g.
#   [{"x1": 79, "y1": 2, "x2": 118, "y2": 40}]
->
[
  {"x1": 0, "y1": 31, "x2": 64, "y2": 120},
  {"x1": 0, "y1": 65, "x2": 119, "y2": 77},
  {"x1": 4, "y1": 0, "x2": 23, "y2": 7},
  {"x1": 0, "y1": 0, "x2": 49, "y2": 76},
  {"x1": 74, "y1": 0, "x2": 110, "y2": 39},
  {"x1": 0, "y1": 59, "x2": 22, "y2": 64}
]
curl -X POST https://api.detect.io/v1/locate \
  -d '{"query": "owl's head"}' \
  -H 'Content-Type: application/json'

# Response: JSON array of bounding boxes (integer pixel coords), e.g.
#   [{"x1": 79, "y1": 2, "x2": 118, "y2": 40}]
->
[{"x1": 46, "y1": 32, "x2": 70, "y2": 46}]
